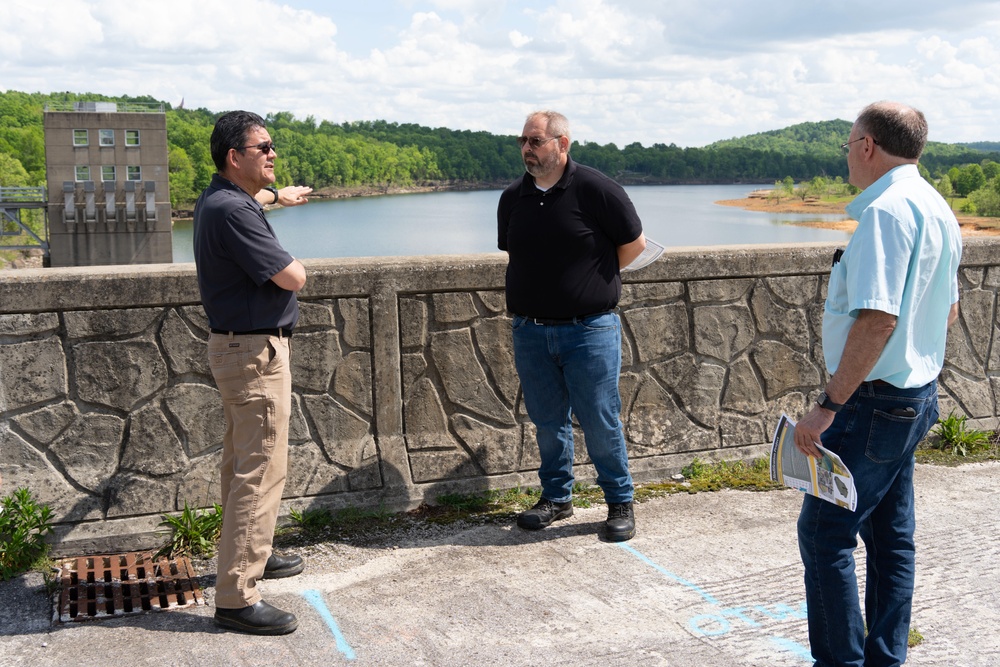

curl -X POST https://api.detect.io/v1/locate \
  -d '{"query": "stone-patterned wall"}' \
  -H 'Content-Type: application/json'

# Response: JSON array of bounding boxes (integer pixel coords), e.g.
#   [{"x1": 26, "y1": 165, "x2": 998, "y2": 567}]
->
[{"x1": 1, "y1": 240, "x2": 998, "y2": 553}]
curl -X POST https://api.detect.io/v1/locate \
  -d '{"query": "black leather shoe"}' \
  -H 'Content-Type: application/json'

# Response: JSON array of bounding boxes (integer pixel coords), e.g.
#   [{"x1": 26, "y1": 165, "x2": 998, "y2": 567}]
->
[
  {"x1": 215, "y1": 600, "x2": 298, "y2": 635},
  {"x1": 516, "y1": 498, "x2": 573, "y2": 530},
  {"x1": 263, "y1": 553, "x2": 304, "y2": 579},
  {"x1": 605, "y1": 501, "x2": 635, "y2": 542}
]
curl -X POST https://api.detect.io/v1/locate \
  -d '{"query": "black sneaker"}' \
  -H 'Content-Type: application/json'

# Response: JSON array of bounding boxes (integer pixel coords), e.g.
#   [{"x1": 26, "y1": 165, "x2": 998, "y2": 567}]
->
[
  {"x1": 605, "y1": 501, "x2": 635, "y2": 542},
  {"x1": 516, "y1": 498, "x2": 574, "y2": 530}
]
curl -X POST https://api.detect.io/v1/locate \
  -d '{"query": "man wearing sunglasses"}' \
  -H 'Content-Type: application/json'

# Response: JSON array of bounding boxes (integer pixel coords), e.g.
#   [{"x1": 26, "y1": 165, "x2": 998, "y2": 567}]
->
[
  {"x1": 793, "y1": 102, "x2": 962, "y2": 666},
  {"x1": 193, "y1": 111, "x2": 306, "y2": 635},
  {"x1": 498, "y1": 110, "x2": 646, "y2": 542}
]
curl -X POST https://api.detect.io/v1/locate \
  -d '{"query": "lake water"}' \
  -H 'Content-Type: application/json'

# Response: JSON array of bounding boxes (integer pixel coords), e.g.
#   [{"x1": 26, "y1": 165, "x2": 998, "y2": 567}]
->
[{"x1": 171, "y1": 184, "x2": 852, "y2": 262}]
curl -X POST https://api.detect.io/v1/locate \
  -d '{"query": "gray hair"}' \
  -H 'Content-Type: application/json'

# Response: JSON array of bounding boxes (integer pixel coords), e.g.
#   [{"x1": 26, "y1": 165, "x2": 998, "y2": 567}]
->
[
  {"x1": 526, "y1": 110, "x2": 571, "y2": 144},
  {"x1": 855, "y1": 102, "x2": 928, "y2": 160}
]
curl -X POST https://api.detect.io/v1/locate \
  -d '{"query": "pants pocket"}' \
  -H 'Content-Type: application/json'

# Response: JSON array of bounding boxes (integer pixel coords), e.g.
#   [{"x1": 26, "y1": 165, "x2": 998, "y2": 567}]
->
[{"x1": 865, "y1": 407, "x2": 927, "y2": 464}]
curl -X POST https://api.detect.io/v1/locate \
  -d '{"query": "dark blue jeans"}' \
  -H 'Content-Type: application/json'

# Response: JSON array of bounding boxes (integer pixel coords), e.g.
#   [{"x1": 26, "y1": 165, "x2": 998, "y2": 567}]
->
[
  {"x1": 511, "y1": 312, "x2": 633, "y2": 504},
  {"x1": 797, "y1": 380, "x2": 939, "y2": 667}
]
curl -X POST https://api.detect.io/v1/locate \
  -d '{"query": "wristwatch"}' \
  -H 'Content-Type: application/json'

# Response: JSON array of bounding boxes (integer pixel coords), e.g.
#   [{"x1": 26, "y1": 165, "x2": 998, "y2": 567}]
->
[
  {"x1": 264, "y1": 186, "x2": 279, "y2": 204},
  {"x1": 817, "y1": 391, "x2": 844, "y2": 413}
]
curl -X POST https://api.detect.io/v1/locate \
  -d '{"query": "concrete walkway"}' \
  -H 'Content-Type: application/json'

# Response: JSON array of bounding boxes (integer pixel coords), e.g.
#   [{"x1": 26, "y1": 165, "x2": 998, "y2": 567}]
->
[{"x1": 2, "y1": 461, "x2": 998, "y2": 666}]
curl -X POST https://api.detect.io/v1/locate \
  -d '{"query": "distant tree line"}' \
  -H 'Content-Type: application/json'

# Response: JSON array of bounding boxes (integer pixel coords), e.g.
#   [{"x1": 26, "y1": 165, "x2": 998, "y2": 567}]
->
[{"x1": 2, "y1": 90, "x2": 999, "y2": 214}]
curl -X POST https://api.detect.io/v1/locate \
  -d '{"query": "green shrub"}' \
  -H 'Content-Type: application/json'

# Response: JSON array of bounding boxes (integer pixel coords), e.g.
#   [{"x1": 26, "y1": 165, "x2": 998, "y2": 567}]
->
[
  {"x1": 289, "y1": 507, "x2": 333, "y2": 536},
  {"x1": 157, "y1": 502, "x2": 223, "y2": 558},
  {"x1": 0, "y1": 487, "x2": 54, "y2": 580},
  {"x1": 931, "y1": 412, "x2": 992, "y2": 457}
]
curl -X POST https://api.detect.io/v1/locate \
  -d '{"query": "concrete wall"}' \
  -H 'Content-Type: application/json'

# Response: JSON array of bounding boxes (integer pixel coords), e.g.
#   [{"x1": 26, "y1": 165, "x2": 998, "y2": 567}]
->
[{"x1": 1, "y1": 239, "x2": 998, "y2": 554}]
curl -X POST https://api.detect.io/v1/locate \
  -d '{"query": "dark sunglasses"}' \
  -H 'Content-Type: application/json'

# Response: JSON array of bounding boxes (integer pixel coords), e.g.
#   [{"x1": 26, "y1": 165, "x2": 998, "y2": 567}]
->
[
  {"x1": 516, "y1": 135, "x2": 559, "y2": 149},
  {"x1": 237, "y1": 141, "x2": 276, "y2": 154}
]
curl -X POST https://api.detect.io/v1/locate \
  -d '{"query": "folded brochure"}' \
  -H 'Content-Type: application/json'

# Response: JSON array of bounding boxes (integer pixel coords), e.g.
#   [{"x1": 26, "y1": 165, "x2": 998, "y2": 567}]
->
[
  {"x1": 770, "y1": 414, "x2": 857, "y2": 511},
  {"x1": 621, "y1": 238, "x2": 665, "y2": 272}
]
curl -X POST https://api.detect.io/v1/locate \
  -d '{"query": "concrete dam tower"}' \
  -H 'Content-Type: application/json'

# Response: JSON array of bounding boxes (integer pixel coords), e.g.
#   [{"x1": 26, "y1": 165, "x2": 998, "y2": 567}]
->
[{"x1": 44, "y1": 101, "x2": 172, "y2": 266}]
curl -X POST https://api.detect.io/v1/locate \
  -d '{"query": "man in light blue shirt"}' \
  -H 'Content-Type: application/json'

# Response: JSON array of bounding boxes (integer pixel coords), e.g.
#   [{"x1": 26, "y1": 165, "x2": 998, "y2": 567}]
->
[{"x1": 793, "y1": 101, "x2": 961, "y2": 667}]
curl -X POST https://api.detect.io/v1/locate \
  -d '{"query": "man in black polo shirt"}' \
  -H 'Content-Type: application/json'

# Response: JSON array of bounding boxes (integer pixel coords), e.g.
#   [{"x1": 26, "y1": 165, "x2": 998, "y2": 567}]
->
[
  {"x1": 498, "y1": 110, "x2": 647, "y2": 541},
  {"x1": 193, "y1": 111, "x2": 306, "y2": 635}
]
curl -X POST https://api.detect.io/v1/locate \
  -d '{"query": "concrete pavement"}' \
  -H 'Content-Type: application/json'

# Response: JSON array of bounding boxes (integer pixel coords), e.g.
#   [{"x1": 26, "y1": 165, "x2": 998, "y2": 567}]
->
[{"x1": 1, "y1": 461, "x2": 998, "y2": 666}]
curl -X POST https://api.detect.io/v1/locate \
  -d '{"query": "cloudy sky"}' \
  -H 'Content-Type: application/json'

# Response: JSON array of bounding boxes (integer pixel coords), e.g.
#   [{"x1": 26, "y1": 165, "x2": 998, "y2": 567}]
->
[{"x1": 2, "y1": 0, "x2": 998, "y2": 147}]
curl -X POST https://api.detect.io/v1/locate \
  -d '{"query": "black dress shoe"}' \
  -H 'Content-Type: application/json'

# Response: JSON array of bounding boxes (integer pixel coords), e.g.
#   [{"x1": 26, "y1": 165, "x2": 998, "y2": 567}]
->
[
  {"x1": 215, "y1": 600, "x2": 298, "y2": 635},
  {"x1": 263, "y1": 553, "x2": 305, "y2": 579}
]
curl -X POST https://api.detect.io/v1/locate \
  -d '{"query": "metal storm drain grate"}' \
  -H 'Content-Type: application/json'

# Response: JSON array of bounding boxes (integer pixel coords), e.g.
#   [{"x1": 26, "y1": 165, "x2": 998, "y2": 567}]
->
[{"x1": 54, "y1": 551, "x2": 204, "y2": 623}]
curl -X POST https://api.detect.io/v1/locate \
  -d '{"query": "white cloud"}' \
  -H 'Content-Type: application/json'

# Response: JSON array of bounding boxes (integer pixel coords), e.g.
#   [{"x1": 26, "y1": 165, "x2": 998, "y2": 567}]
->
[{"x1": 1, "y1": 0, "x2": 998, "y2": 146}]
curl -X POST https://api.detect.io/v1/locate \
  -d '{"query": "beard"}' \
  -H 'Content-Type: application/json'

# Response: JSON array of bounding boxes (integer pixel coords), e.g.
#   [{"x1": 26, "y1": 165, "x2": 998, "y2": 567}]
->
[{"x1": 523, "y1": 149, "x2": 561, "y2": 179}]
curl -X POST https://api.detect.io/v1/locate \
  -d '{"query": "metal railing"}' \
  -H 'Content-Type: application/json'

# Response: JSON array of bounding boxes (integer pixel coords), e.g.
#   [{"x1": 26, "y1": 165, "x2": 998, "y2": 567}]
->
[
  {"x1": 0, "y1": 186, "x2": 47, "y2": 203},
  {"x1": 44, "y1": 101, "x2": 165, "y2": 113}
]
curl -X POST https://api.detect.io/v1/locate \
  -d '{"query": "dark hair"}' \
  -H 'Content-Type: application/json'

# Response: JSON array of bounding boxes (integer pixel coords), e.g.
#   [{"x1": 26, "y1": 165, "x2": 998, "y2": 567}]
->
[
  {"x1": 210, "y1": 110, "x2": 266, "y2": 171},
  {"x1": 855, "y1": 102, "x2": 928, "y2": 160}
]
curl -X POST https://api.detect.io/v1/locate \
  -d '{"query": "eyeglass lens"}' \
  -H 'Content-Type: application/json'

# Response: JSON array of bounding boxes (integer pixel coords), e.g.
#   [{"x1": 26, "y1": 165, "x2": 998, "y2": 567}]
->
[
  {"x1": 239, "y1": 142, "x2": 276, "y2": 153},
  {"x1": 517, "y1": 136, "x2": 554, "y2": 149}
]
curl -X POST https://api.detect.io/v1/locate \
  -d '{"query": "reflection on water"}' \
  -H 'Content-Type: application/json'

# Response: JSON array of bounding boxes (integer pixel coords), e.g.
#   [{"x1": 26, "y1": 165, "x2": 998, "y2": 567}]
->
[{"x1": 171, "y1": 184, "x2": 851, "y2": 263}]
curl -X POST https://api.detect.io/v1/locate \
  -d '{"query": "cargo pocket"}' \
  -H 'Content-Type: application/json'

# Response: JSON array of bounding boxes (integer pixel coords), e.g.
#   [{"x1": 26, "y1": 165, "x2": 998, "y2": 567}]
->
[{"x1": 209, "y1": 347, "x2": 250, "y2": 403}]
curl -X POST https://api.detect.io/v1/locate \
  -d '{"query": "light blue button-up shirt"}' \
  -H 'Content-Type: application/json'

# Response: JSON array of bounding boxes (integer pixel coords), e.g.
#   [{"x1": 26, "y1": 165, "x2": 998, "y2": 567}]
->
[{"x1": 823, "y1": 164, "x2": 962, "y2": 387}]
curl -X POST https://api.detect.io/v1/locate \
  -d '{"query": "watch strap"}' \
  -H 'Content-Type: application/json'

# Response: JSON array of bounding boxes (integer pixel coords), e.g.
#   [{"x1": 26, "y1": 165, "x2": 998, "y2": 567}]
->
[{"x1": 817, "y1": 391, "x2": 844, "y2": 413}]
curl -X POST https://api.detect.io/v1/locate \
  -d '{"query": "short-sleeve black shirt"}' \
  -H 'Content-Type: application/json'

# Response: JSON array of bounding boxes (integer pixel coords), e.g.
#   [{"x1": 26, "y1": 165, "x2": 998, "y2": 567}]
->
[
  {"x1": 192, "y1": 174, "x2": 298, "y2": 331},
  {"x1": 497, "y1": 157, "x2": 643, "y2": 319}
]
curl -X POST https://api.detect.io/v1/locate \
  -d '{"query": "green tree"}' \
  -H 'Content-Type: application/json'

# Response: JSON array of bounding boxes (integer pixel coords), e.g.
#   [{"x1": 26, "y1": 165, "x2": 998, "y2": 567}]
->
[
  {"x1": 167, "y1": 146, "x2": 197, "y2": 207},
  {"x1": 0, "y1": 151, "x2": 30, "y2": 186},
  {"x1": 936, "y1": 174, "x2": 953, "y2": 200},
  {"x1": 968, "y1": 186, "x2": 1000, "y2": 216},
  {"x1": 982, "y1": 160, "x2": 1000, "y2": 181},
  {"x1": 781, "y1": 176, "x2": 795, "y2": 197},
  {"x1": 954, "y1": 164, "x2": 987, "y2": 196}
]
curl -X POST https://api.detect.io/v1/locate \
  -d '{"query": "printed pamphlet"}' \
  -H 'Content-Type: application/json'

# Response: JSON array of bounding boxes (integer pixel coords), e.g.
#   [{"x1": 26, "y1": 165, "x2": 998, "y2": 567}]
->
[
  {"x1": 622, "y1": 238, "x2": 665, "y2": 272},
  {"x1": 770, "y1": 414, "x2": 857, "y2": 511}
]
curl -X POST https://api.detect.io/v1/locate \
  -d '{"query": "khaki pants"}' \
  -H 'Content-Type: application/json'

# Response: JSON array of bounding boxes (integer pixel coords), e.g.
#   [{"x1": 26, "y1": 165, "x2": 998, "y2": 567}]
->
[{"x1": 208, "y1": 332, "x2": 291, "y2": 609}]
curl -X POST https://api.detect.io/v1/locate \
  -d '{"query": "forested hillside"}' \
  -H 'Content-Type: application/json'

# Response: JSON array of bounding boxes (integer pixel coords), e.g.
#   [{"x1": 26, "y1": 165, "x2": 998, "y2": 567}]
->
[{"x1": 1, "y1": 90, "x2": 998, "y2": 210}]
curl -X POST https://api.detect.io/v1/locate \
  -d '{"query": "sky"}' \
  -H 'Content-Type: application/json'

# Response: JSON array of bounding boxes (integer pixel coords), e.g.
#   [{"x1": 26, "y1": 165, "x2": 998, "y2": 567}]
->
[{"x1": 2, "y1": 0, "x2": 998, "y2": 148}]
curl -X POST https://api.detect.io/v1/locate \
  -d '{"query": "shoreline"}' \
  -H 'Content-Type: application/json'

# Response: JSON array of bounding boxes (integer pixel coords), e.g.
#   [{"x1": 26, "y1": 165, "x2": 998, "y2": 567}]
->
[
  {"x1": 172, "y1": 181, "x2": 507, "y2": 221},
  {"x1": 715, "y1": 195, "x2": 1000, "y2": 237}
]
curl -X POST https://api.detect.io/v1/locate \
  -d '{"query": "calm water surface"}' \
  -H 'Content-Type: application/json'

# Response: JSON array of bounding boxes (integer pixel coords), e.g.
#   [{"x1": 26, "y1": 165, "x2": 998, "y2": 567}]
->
[{"x1": 171, "y1": 184, "x2": 851, "y2": 262}]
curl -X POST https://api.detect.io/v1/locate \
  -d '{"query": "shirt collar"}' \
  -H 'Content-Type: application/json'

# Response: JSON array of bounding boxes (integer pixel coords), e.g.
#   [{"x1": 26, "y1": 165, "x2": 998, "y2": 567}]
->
[
  {"x1": 845, "y1": 163, "x2": 920, "y2": 221},
  {"x1": 520, "y1": 156, "x2": 577, "y2": 195},
  {"x1": 212, "y1": 173, "x2": 263, "y2": 209}
]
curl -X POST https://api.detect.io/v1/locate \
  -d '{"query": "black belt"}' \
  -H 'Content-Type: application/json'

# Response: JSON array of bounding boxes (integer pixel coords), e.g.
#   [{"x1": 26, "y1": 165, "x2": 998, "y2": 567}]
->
[
  {"x1": 515, "y1": 310, "x2": 615, "y2": 325},
  {"x1": 210, "y1": 327, "x2": 292, "y2": 338}
]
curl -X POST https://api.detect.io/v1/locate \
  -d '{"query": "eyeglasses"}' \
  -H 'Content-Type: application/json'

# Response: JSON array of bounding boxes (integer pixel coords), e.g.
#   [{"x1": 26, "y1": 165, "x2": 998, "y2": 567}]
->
[
  {"x1": 517, "y1": 135, "x2": 559, "y2": 149},
  {"x1": 840, "y1": 136, "x2": 879, "y2": 155},
  {"x1": 237, "y1": 141, "x2": 276, "y2": 155}
]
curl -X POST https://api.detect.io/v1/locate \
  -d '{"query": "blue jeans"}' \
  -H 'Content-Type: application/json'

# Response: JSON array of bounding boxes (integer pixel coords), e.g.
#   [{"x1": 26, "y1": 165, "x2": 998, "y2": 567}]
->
[
  {"x1": 511, "y1": 312, "x2": 633, "y2": 504},
  {"x1": 797, "y1": 380, "x2": 939, "y2": 667}
]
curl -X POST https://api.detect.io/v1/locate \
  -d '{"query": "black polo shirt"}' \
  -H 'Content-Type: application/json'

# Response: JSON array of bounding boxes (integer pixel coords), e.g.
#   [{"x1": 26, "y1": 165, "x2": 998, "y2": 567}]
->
[
  {"x1": 497, "y1": 157, "x2": 643, "y2": 319},
  {"x1": 193, "y1": 174, "x2": 298, "y2": 332}
]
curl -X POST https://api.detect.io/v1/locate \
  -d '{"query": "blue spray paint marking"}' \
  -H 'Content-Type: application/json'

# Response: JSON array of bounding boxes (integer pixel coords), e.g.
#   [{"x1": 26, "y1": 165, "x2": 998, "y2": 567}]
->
[
  {"x1": 302, "y1": 589, "x2": 356, "y2": 661},
  {"x1": 617, "y1": 543, "x2": 721, "y2": 605},
  {"x1": 615, "y1": 543, "x2": 811, "y2": 663}
]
